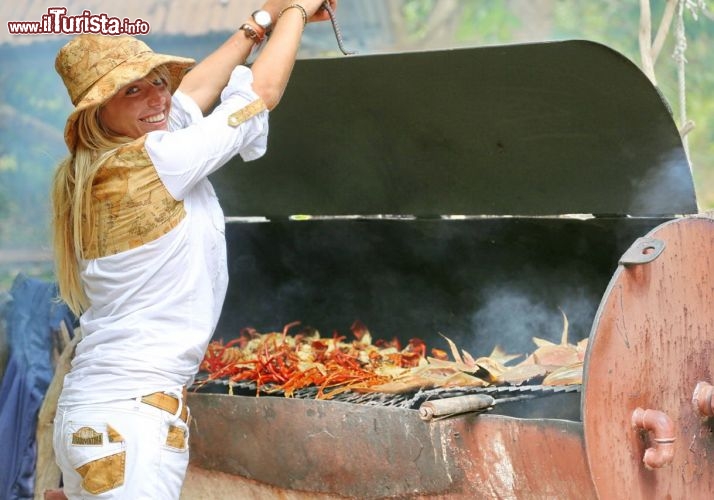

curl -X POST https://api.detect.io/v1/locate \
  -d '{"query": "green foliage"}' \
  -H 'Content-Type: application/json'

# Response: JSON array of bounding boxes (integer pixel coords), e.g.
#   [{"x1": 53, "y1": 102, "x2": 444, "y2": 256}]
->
[
  {"x1": 402, "y1": 0, "x2": 438, "y2": 38},
  {"x1": 459, "y1": 2, "x2": 520, "y2": 42}
]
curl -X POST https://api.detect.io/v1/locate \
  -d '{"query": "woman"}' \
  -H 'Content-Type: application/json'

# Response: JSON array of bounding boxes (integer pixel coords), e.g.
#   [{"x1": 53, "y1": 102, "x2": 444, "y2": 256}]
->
[{"x1": 50, "y1": 1, "x2": 336, "y2": 498}]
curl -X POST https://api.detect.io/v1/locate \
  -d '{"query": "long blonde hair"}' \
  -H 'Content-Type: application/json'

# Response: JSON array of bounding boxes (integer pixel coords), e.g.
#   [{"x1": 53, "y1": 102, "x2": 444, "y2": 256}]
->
[{"x1": 52, "y1": 66, "x2": 172, "y2": 315}]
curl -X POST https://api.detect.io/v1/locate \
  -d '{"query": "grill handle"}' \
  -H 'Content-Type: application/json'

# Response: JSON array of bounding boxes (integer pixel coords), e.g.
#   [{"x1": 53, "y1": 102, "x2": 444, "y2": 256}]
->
[
  {"x1": 419, "y1": 395, "x2": 495, "y2": 422},
  {"x1": 631, "y1": 407, "x2": 675, "y2": 468}
]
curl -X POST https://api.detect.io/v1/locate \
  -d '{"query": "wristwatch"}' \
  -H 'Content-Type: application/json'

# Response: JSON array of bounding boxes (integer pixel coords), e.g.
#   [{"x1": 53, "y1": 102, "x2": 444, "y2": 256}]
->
[{"x1": 251, "y1": 10, "x2": 273, "y2": 32}]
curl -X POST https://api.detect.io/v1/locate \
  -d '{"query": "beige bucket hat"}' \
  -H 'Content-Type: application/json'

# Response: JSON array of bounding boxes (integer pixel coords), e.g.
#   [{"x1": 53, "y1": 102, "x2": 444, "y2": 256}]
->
[{"x1": 55, "y1": 34, "x2": 195, "y2": 152}]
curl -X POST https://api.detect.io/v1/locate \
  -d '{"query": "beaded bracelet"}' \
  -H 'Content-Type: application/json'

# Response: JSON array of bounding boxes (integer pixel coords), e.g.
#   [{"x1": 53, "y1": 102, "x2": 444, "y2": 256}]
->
[{"x1": 278, "y1": 4, "x2": 308, "y2": 28}]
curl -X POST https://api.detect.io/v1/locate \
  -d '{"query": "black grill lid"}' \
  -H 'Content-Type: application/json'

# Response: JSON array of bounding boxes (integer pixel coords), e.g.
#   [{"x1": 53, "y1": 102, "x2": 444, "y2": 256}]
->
[{"x1": 211, "y1": 40, "x2": 697, "y2": 217}]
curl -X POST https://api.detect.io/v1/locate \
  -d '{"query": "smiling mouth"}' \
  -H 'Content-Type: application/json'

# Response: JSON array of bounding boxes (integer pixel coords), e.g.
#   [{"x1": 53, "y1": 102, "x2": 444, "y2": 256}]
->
[{"x1": 141, "y1": 112, "x2": 166, "y2": 124}]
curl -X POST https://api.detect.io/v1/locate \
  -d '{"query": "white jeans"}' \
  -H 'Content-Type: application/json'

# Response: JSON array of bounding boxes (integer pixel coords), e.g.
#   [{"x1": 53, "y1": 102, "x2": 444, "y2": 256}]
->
[{"x1": 53, "y1": 396, "x2": 190, "y2": 499}]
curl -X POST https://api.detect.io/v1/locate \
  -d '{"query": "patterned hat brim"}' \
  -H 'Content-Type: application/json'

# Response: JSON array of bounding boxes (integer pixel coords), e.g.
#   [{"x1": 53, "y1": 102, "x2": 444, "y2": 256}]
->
[{"x1": 63, "y1": 51, "x2": 194, "y2": 152}]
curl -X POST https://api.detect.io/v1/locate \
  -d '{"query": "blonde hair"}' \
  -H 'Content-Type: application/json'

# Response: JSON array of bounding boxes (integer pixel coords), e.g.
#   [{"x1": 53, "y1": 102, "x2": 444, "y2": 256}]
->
[{"x1": 52, "y1": 66, "x2": 171, "y2": 315}]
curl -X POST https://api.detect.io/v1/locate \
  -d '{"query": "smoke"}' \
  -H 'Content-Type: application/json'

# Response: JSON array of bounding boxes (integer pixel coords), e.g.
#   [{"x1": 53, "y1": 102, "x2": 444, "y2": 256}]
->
[
  {"x1": 468, "y1": 283, "x2": 595, "y2": 358},
  {"x1": 217, "y1": 216, "x2": 665, "y2": 361},
  {"x1": 630, "y1": 150, "x2": 696, "y2": 215}
]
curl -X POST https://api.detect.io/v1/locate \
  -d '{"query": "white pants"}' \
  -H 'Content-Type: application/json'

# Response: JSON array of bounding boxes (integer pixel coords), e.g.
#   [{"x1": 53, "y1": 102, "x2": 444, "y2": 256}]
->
[{"x1": 53, "y1": 397, "x2": 190, "y2": 499}]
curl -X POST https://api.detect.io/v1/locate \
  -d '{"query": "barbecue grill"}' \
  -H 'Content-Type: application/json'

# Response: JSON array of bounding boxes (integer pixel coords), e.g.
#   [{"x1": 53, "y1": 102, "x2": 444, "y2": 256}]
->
[{"x1": 183, "y1": 40, "x2": 714, "y2": 499}]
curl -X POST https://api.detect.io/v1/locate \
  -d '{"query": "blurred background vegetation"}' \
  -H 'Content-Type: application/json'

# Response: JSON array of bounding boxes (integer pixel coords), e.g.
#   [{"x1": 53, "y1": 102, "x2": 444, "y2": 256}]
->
[{"x1": 0, "y1": 0, "x2": 712, "y2": 289}]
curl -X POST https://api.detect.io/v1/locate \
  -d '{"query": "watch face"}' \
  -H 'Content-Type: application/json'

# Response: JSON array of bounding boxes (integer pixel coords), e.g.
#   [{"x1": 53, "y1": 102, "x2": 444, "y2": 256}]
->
[{"x1": 252, "y1": 10, "x2": 272, "y2": 28}]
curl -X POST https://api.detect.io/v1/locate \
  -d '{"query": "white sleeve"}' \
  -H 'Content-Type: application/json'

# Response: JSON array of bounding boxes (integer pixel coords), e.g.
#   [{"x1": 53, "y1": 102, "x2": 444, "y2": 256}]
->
[
  {"x1": 168, "y1": 90, "x2": 203, "y2": 130},
  {"x1": 145, "y1": 66, "x2": 269, "y2": 200}
]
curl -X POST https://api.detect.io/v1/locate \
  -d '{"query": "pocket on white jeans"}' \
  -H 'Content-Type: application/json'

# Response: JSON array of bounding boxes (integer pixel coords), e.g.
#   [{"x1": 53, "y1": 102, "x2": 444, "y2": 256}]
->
[
  {"x1": 161, "y1": 414, "x2": 190, "y2": 452},
  {"x1": 65, "y1": 421, "x2": 126, "y2": 495}
]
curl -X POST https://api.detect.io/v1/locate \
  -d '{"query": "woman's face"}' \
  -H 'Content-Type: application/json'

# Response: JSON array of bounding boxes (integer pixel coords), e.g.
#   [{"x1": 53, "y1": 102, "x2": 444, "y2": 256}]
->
[{"x1": 99, "y1": 73, "x2": 172, "y2": 139}]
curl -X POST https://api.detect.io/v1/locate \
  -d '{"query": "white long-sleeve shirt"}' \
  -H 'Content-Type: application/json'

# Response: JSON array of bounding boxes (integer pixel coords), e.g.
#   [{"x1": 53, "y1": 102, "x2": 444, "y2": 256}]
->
[{"x1": 59, "y1": 66, "x2": 268, "y2": 406}]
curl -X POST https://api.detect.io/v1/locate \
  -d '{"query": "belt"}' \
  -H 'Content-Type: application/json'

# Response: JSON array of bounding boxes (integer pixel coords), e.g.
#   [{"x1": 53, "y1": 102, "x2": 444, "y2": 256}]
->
[{"x1": 141, "y1": 388, "x2": 189, "y2": 423}]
